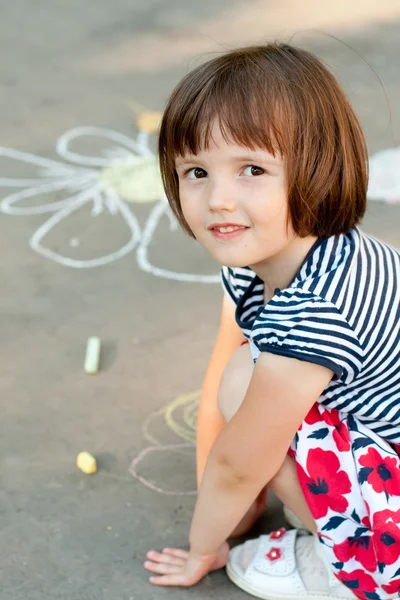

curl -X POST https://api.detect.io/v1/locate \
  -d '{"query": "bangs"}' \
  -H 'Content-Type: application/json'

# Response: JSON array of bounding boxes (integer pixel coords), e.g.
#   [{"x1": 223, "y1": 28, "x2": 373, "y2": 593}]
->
[
  {"x1": 161, "y1": 55, "x2": 287, "y2": 160},
  {"x1": 159, "y1": 43, "x2": 367, "y2": 239}
]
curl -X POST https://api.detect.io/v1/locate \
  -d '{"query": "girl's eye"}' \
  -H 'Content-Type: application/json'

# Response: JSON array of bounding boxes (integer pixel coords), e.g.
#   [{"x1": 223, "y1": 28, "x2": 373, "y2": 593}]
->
[
  {"x1": 243, "y1": 165, "x2": 265, "y2": 177},
  {"x1": 186, "y1": 167, "x2": 207, "y2": 179}
]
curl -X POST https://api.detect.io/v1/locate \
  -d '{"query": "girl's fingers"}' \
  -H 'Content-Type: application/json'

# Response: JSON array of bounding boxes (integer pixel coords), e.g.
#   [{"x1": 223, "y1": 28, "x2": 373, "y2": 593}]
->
[
  {"x1": 144, "y1": 560, "x2": 184, "y2": 575},
  {"x1": 161, "y1": 548, "x2": 189, "y2": 559},
  {"x1": 146, "y1": 550, "x2": 185, "y2": 565},
  {"x1": 149, "y1": 574, "x2": 191, "y2": 587}
]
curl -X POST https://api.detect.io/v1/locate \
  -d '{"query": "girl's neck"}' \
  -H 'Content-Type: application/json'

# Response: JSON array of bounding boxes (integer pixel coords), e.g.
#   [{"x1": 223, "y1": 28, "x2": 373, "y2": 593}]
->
[{"x1": 250, "y1": 235, "x2": 319, "y2": 301}]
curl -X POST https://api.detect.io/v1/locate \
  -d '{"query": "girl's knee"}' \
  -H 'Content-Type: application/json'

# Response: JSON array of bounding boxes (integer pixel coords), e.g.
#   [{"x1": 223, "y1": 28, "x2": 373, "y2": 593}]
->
[{"x1": 218, "y1": 344, "x2": 254, "y2": 421}]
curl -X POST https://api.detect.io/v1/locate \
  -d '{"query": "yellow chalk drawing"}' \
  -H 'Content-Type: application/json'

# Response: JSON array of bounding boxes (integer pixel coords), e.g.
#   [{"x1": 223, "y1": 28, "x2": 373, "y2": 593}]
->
[
  {"x1": 128, "y1": 98, "x2": 163, "y2": 134},
  {"x1": 142, "y1": 390, "x2": 199, "y2": 446},
  {"x1": 100, "y1": 155, "x2": 164, "y2": 204},
  {"x1": 100, "y1": 101, "x2": 164, "y2": 205},
  {"x1": 130, "y1": 390, "x2": 199, "y2": 495},
  {"x1": 136, "y1": 112, "x2": 162, "y2": 134}
]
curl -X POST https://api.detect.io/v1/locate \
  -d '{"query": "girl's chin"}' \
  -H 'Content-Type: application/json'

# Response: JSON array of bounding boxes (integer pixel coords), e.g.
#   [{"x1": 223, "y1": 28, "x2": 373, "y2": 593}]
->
[
  {"x1": 209, "y1": 252, "x2": 256, "y2": 269},
  {"x1": 199, "y1": 239, "x2": 262, "y2": 268}
]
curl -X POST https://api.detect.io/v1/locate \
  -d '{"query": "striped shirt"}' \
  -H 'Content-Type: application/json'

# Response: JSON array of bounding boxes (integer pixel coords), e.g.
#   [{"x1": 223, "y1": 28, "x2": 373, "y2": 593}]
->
[{"x1": 221, "y1": 227, "x2": 400, "y2": 442}]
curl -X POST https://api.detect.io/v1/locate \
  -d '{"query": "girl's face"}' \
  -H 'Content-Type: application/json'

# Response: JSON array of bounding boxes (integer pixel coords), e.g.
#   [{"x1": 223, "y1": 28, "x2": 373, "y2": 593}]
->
[{"x1": 175, "y1": 122, "x2": 296, "y2": 271}]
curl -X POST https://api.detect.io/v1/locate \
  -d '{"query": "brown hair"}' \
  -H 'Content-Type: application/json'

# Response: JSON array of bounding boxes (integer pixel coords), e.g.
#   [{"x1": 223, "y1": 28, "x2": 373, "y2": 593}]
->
[{"x1": 158, "y1": 43, "x2": 368, "y2": 238}]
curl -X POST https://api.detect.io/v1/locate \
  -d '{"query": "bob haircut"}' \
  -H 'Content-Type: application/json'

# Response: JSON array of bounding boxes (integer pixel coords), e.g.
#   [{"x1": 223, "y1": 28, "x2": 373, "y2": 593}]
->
[{"x1": 158, "y1": 43, "x2": 368, "y2": 239}]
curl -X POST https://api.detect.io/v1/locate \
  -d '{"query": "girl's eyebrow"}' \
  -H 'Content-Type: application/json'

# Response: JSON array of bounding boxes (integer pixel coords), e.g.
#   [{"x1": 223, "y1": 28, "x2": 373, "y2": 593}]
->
[
  {"x1": 232, "y1": 155, "x2": 281, "y2": 165},
  {"x1": 175, "y1": 154, "x2": 281, "y2": 167},
  {"x1": 175, "y1": 157, "x2": 194, "y2": 168}
]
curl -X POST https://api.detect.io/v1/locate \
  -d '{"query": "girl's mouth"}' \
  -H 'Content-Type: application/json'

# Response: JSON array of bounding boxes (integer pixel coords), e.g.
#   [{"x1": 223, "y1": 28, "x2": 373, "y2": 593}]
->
[{"x1": 208, "y1": 223, "x2": 249, "y2": 240}]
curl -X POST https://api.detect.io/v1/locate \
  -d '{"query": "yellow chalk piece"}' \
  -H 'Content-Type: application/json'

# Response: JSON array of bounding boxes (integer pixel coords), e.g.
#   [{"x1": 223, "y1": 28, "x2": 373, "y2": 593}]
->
[
  {"x1": 76, "y1": 451, "x2": 97, "y2": 474},
  {"x1": 84, "y1": 336, "x2": 101, "y2": 374},
  {"x1": 136, "y1": 112, "x2": 162, "y2": 133}
]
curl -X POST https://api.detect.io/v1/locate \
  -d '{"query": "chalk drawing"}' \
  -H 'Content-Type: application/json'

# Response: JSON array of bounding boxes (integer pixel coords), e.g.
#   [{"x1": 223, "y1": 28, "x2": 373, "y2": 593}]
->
[
  {"x1": 368, "y1": 147, "x2": 400, "y2": 204},
  {"x1": 142, "y1": 390, "x2": 199, "y2": 446},
  {"x1": 137, "y1": 200, "x2": 220, "y2": 283},
  {"x1": 129, "y1": 443, "x2": 196, "y2": 496},
  {"x1": 0, "y1": 122, "x2": 219, "y2": 282},
  {"x1": 129, "y1": 391, "x2": 200, "y2": 496},
  {"x1": 3, "y1": 128, "x2": 394, "y2": 275}
]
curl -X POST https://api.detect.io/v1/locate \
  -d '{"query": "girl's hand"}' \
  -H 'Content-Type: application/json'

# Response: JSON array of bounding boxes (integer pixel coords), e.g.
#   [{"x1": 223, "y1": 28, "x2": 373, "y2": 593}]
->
[{"x1": 144, "y1": 541, "x2": 229, "y2": 587}]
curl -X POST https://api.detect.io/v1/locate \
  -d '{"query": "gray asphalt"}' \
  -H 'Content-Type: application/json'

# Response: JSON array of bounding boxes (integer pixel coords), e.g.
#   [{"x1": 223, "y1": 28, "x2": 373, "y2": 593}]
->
[{"x1": 1, "y1": 1, "x2": 400, "y2": 599}]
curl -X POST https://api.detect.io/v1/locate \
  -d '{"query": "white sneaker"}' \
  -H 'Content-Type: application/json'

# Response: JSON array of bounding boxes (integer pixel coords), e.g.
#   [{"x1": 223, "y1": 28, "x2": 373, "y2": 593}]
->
[{"x1": 226, "y1": 528, "x2": 356, "y2": 600}]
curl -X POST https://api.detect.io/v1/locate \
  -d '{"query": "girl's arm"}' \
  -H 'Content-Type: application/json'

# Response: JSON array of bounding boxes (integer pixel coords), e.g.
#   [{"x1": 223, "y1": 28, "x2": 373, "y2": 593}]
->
[
  {"x1": 190, "y1": 352, "x2": 333, "y2": 555},
  {"x1": 196, "y1": 293, "x2": 244, "y2": 487},
  {"x1": 145, "y1": 352, "x2": 333, "y2": 586}
]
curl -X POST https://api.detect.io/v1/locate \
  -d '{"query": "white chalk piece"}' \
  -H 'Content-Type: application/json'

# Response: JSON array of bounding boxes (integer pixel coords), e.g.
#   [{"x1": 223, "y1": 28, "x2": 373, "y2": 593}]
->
[{"x1": 84, "y1": 336, "x2": 101, "y2": 374}]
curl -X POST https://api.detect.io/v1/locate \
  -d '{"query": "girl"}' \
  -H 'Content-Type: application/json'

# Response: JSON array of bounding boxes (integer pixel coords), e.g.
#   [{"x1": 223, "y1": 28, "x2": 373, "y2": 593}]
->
[{"x1": 144, "y1": 43, "x2": 400, "y2": 600}]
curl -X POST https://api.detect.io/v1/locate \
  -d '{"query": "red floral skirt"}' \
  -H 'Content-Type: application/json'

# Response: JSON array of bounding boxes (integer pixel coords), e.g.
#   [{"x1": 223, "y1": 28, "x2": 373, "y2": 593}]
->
[{"x1": 290, "y1": 403, "x2": 400, "y2": 600}]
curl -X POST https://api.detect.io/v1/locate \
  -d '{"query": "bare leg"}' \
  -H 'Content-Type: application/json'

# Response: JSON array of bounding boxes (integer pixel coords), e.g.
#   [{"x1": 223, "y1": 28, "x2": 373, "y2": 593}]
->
[
  {"x1": 218, "y1": 344, "x2": 317, "y2": 537},
  {"x1": 269, "y1": 455, "x2": 317, "y2": 533},
  {"x1": 218, "y1": 345, "x2": 267, "y2": 537}
]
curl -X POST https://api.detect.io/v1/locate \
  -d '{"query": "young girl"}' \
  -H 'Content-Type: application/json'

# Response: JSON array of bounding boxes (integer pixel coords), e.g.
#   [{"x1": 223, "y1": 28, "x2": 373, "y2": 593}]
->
[{"x1": 143, "y1": 43, "x2": 400, "y2": 600}]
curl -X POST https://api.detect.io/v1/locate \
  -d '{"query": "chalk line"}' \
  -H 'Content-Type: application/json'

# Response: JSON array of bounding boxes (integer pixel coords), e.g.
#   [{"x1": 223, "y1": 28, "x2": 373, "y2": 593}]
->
[
  {"x1": 368, "y1": 146, "x2": 400, "y2": 204},
  {"x1": 30, "y1": 186, "x2": 141, "y2": 269},
  {"x1": 56, "y1": 126, "x2": 147, "y2": 167},
  {"x1": 129, "y1": 443, "x2": 197, "y2": 496},
  {"x1": 0, "y1": 175, "x2": 96, "y2": 215},
  {"x1": 142, "y1": 390, "x2": 199, "y2": 446},
  {"x1": 0, "y1": 125, "x2": 220, "y2": 280},
  {"x1": 0, "y1": 146, "x2": 88, "y2": 173},
  {"x1": 137, "y1": 199, "x2": 220, "y2": 283}
]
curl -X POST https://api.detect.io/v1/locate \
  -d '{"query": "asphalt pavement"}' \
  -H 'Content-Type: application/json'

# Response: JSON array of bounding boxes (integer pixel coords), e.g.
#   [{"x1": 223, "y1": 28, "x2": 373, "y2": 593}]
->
[{"x1": 1, "y1": 1, "x2": 400, "y2": 598}]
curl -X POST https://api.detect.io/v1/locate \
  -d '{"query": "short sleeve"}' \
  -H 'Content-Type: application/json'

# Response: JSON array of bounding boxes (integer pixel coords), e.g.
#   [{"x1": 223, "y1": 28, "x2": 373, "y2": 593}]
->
[
  {"x1": 221, "y1": 266, "x2": 238, "y2": 304},
  {"x1": 221, "y1": 266, "x2": 255, "y2": 306},
  {"x1": 251, "y1": 291, "x2": 363, "y2": 383}
]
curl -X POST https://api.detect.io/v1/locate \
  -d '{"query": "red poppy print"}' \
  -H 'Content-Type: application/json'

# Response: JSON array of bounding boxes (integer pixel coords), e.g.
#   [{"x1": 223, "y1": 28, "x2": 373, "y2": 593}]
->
[
  {"x1": 382, "y1": 579, "x2": 400, "y2": 595},
  {"x1": 334, "y1": 535, "x2": 377, "y2": 572},
  {"x1": 322, "y1": 409, "x2": 351, "y2": 452},
  {"x1": 359, "y1": 447, "x2": 400, "y2": 497},
  {"x1": 373, "y1": 508, "x2": 400, "y2": 528},
  {"x1": 296, "y1": 448, "x2": 351, "y2": 519},
  {"x1": 361, "y1": 514, "x2": 371, "y2": 529},
  {"x1": 337, "y1": 569, "x2": 378, "y2": 600},
  {"x1": 293, "y1": 405, "x2": 400, "y2": 597},
  {"x1": 304, "y1": 404, "x2": 321, "y2": 426},
  {"x1": 372, "y1": 509, "x2": 400, "y2": 565}
]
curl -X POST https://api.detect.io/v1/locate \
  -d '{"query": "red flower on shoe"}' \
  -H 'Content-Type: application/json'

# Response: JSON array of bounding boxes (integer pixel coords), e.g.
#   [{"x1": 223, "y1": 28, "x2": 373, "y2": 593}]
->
[
  {"x1": 322, "y1": 409, "x2": 351, "y2": 452},
  {"x1": 337, "y1": 569, "x2": 377, "y2": 600},
  {"x1": 359, "y1": 447, "x2": 400, "y2": 497},
  {"x1": 270, "y1": 528, "x2": 286, "y2": 540},
  {"x1": 266, "y1": 548, "x2": 281, "y2": 561},
  {"x1": 333, "y1": 535, "x2": 377, "y2": 572},
  {"x1": 372, "y1": 509, "x2": 400, "y2": 566},
  {"x1": 296, "y1": 448, "x2": 352, "y2": 520}
]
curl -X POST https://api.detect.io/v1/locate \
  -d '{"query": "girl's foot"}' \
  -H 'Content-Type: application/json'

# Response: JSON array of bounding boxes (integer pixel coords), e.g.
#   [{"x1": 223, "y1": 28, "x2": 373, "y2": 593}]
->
[{"x1": 227, "y1": 529, "x2": 355, "y2": 600}]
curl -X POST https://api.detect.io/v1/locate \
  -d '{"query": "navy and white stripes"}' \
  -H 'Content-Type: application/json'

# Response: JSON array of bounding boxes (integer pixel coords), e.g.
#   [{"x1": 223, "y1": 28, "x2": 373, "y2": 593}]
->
[{"x1": 221, "y1": 228, "x2": 400, "y2": 443}]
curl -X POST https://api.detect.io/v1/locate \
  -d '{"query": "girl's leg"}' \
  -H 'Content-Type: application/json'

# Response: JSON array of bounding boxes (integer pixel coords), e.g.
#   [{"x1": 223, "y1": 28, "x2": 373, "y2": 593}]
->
[
  {"x1": 269, "y1": 456, "x2": 317, "y2": 533},
  {"x1": 218, "y1": 343, "x2": 265, "y2": 536},
  {"x1": 218, "y1": 344, "x2": 315, "y2": 536}
]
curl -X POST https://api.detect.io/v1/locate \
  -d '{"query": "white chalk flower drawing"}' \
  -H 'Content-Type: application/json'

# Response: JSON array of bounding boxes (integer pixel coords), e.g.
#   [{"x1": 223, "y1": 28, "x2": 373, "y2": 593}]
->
[
  {"x1": 367, "y1": 146, "x2": 400, "y2": 204},
  {"x1": 0, "y1": 120, "x2": 219, "y2": 283},
  {"x1": 1, "y1": 121, "x2": 398, "y2": 278}
]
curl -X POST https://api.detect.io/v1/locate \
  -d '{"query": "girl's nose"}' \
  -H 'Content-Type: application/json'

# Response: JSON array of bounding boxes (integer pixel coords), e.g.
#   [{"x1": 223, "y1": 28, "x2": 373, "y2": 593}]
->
[{"x1": 207, "y1": 180, "x2": 236, "y2": 212}]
